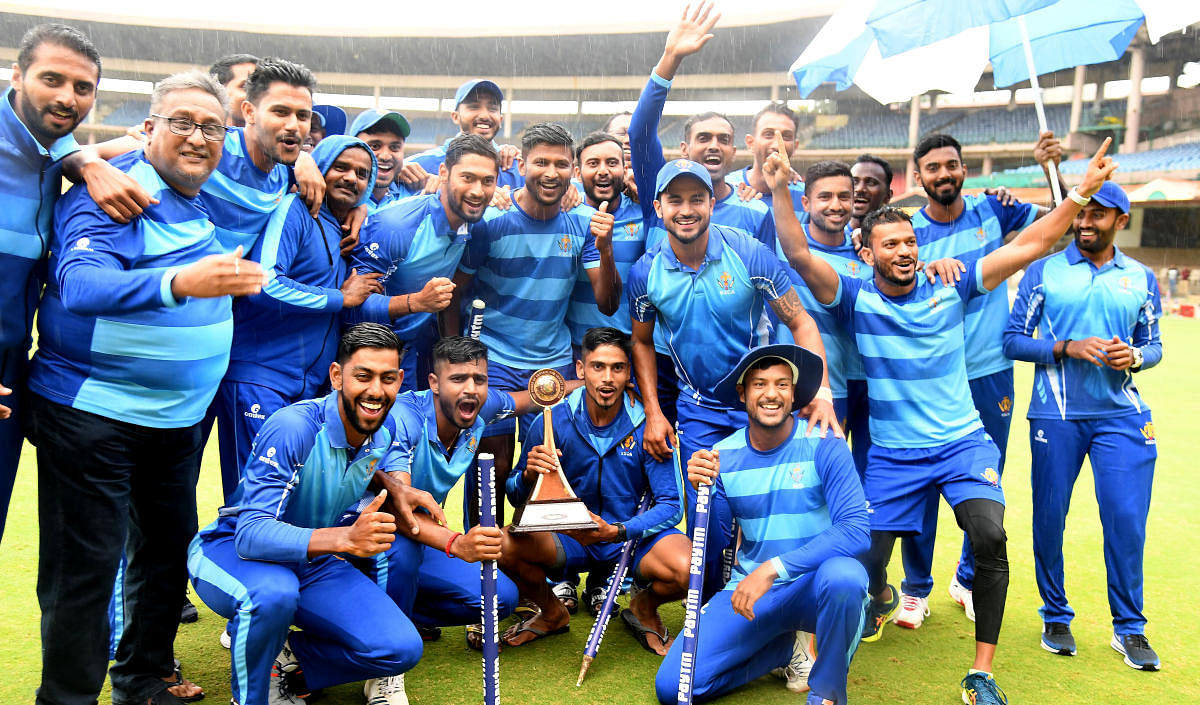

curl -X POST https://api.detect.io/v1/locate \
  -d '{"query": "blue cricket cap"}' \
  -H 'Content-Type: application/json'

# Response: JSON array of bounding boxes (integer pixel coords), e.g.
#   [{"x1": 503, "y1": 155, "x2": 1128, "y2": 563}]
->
[
  {"x1": 1090, "y1": 181, "x2": 1129, "y2": 214},
  {"x1": 655, "y1": 159, "x2": 714, "y2": 198},
  {"x1": 454, "y1": 80, "x2": 504, "y2": 109},
  {"x1": 713, "y1": 344, "x2": 824, "y2": 410},
  {"x1": 349, "y1": 109, "x2": 411, "y2": 140},
  {"x1": 312, "y1": 105, "x2": 346, "y2": 136}
]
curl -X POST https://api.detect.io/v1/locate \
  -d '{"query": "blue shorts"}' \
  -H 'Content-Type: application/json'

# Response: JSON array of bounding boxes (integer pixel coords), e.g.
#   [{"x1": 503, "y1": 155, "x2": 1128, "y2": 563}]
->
[
  {"x1": 480, "y1": 359, "x2": 575, "y2": 439},
  {"x1": 865, "y1": 428, "x2": 1004, "y2": 533},
  {"x1": 550, "y1": 527, "x2": 682, "y2": 584}
]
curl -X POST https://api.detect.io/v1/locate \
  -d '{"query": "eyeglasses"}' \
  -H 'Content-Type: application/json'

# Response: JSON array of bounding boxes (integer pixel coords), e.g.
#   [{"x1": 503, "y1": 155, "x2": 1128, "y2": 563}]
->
[{"x1": 151, "y1": 114, "x2": 229, "y2": 142}]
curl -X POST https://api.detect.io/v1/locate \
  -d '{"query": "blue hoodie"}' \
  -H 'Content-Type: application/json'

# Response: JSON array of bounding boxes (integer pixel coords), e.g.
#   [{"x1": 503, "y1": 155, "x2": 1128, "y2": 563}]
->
[
  {"x1": 507, "y1": 386, "x2": 684, "y2": 540},
  {"x1": 225, "y1": 137, "x2": 392, "y2": 399}
]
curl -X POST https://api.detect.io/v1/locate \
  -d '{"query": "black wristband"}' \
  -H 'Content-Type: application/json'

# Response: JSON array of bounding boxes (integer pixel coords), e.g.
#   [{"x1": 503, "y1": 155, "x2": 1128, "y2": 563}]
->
[
  {"x1": 1054, "y1": 338, "x2": 1072, "y2": 362},
  {"x1": 615, "y1": 523, "x2": 628, "y2": 542}
]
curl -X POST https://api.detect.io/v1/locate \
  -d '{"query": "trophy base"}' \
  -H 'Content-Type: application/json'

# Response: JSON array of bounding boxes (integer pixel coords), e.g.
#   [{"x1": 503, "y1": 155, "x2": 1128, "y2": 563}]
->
[{"x1": 510, "y1": 498, "x2": 598, "y2": 533}]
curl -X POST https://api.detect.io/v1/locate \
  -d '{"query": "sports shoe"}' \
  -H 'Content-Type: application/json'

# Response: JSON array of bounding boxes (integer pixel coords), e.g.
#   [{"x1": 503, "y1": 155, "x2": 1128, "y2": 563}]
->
[
  {"x1": 180, "y1": 594, "x2": 199, "y2": 624},
  {"x1": 1040, "y1": 622, "x2": 1076, "y2": 656},
  {"x1": 270, "y1": 636, "x2": 310, "y2": 704},
  {"x1": 860, "y1": 585, "x2": 901, "y2": 642},
  {"x1": 583, "y1": 586, "x2": 607, "y2": 617},
  {"x1": 892, "y1": 592, "x2": 930, "y2": 629},
  {"x1": 948, "y1": 575, "x2": 976, "y2": 623},
  {"x1": 770, "y1": 630, "x2": 814, "y2": 693},
  {"x1": 1111, "y1": 633, "x2": 1161, "y2": 671},
  {"x1": 552, "y1": 581, "x2": 579, "y2": 614},
  {"x1": 220, "y1": 623, "x2": 232, "y2": 649},
  {"x1": 416, "y1": 626, "x2": 442, "y2": 642},
  {"x1": 960, "y1": 671, "x2": 1007, "y2": 705},
  {"x1": 363, "y1": 674, "x2": 409, "y2": 705}
]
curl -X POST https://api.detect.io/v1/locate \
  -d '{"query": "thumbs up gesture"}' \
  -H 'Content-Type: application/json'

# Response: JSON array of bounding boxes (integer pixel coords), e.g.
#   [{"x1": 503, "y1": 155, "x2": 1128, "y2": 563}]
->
[
  {"x1": 343, "y1": 490, "x2": 397, "y2": 557},
  {"x1": 591, "y1": 199, "x2": 614, "y2": 252}
]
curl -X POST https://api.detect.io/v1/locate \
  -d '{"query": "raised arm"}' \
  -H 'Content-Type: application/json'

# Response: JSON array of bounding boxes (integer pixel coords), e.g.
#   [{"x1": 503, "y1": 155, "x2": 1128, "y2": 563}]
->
[
  {"x1": 980, "y1": 138, "x2": 1117, "y2": 291},
  {"x1": 763, "y1": 139, "x2": 840, "y2": 304}
]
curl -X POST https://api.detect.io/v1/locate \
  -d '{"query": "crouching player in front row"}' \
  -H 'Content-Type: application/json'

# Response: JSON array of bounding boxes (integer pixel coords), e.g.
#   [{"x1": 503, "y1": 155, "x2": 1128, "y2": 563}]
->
[
  {"x1": 500, "y1": 327, "x2": 690, "y2": 653},
  {"x1": 656, "y1": 344, "x2": 869, "y2": 705},
  {"x1": 188, "y1": 324, "x2": 444, "y2": 705}
]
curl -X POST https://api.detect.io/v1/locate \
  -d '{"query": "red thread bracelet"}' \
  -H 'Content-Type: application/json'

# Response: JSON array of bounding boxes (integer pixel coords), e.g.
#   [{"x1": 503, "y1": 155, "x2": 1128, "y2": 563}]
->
[{"x1": 445, "y1": 532, "x2": 462, "y2": 558}]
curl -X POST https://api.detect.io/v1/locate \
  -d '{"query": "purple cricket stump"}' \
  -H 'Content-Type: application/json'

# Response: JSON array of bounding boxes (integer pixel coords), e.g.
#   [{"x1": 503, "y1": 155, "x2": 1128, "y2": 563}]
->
[
  {"x1": 478, "y1": 452, "x2": 500, "y2": 705},
  {"x1": 468, "y1": 299, "x2": 486, "y2": 340},
  {"x1": 677, "y1": 480, "x2": 711, "y2": 705},
  {"x1": 577, "y1": 493, "x2": 652, "y2": 686}
]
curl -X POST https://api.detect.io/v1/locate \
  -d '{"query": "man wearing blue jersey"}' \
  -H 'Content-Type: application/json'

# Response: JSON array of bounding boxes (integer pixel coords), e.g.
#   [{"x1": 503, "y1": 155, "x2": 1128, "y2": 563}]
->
[
  {"x1": 727, "y1": 102, "x2": 805, "y2": 214},
  {"x1": 364, "y1": 336, "x2": 552, "y2": 649},
  {"x1": 410, "y1": 79, "x2": 522, "y2": 194},
  {"x1": 350, "y1": 109, "x2": 428, "y2": 211},
  {"x1": 1004, "y1": 180, "x2": 1163, "y2": 670},
  {"x1": 216, "y1": 135, "x2": 400, "y2": 500},
  {"x1": 24, "y1": 71, "x2": 267, "y2": 705},
  {"x1": 500, "y1": 328, "x2": 689, "y2": 652},
  {"x1": 902, "y1": 132, "x2": 1055, "y2": 621},
  {"x1": 628, "y1": 157, "x2": 836, "y2": 604},
  {"x1": 768, "y1": 137, "x2": 1118, "y2": 704},
  {"x1": 190, "y1": 324, "x2": 440, "y2": 705},
  {"x1": 352, "y1": 134, "x2": 500, "y2": 394},
  {"x1": 448, "y1": 123, "x2": 620, "y2": 520},
  {"x1": 657, "y1": 344, "x2": 868, "y2": 705}
]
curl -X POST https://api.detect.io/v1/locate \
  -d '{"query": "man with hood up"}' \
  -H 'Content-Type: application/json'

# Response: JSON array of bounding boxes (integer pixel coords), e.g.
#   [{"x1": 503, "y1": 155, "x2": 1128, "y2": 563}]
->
[{"x1": 216, "y1": 136, "x2": 412, "y2": 490}]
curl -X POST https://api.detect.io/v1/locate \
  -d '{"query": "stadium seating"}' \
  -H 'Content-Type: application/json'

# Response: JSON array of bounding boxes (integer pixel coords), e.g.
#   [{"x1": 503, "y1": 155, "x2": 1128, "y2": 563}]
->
[
  {"x1": 100, "y1": 100, "x2": 151, "y2": 127},
  {"x1": 1000, "y1": 140, "x2": 1200, "y2": 175}
]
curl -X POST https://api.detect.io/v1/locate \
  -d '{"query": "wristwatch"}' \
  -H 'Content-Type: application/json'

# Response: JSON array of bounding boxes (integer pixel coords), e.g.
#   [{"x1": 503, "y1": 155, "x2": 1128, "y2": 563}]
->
[{"x1": 615, "y1": 523, "x2": 628, "y2": 542}]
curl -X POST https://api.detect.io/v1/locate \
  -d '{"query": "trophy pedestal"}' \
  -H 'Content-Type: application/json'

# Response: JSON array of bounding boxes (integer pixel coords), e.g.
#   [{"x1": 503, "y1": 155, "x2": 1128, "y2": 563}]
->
[{"x1": 510, "y1": 498, "x2": 598, "y2": 533}]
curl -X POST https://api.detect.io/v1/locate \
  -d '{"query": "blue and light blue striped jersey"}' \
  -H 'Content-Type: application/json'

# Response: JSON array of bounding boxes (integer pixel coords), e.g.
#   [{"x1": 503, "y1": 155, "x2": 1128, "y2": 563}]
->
[
  {"x1": 1003, "y1": 241, "x2": 1162, "y2": 420},
  {"x1": 381, "y1": 387, "x2": 515, "y2": 504},
  {"x1": 566, "y1": 194, "x2": 645, "y2": 342},
  {"x1": 712, "y1": 418, "x2": 868, "y2": 587},
  {"x1": 0, "y1": 88, "x2": 80, "y2": 351},
  {"x1": 912, "y1": 193, "x2": 1035, "y2": 379},
  {"x1": 200, "y1": 127, "x2": 293, "y2": 253},
  {"x1": 829, "y1": 257, "x2": 989, "y2": 448},
  {"x1": 225, "y1": 195, "x2": 387, "y2": 399},
  {"x1": 410, "y1": 137, "x2": 523, "y2": 191},
  {"x1": 201, "y1": 392, "x2": 399, "y2": 564},
  {"x1": 368, "y1": 180, "x2": 420, "y2": 214},
  {"x1": 725, "y1": 165, "x2": 806, "y2": 219},
  {"x1": 28, "y1": 150, "x2": 231, "y2": 428},
  {"x1": 773, "y1": 224, "x2": 870, "y2": 396},
  {"x1": 508, "y1": 387, "x2": 684, "y2": 540},
  {"x1": 628, "y1": 225, "x2": 792, "y2": 410},
  {"x1": 459, "y1": 201, "x2": 601, "y2": 368},
  {"x1": 351, "y1": 192, "x2": 473, "y2": 342}
]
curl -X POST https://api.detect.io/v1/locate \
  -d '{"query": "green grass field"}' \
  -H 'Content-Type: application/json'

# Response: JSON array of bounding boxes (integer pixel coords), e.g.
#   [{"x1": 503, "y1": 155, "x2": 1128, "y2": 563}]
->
[{"x1": 3, "y1": 318, "x2": 1198, "y2": 704}]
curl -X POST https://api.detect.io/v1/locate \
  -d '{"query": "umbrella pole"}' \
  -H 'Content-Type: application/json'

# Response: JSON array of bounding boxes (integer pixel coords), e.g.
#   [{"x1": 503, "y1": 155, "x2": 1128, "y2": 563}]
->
[{"x1": 1017, "y1": 15, "x2": 1064, "y2": 205}]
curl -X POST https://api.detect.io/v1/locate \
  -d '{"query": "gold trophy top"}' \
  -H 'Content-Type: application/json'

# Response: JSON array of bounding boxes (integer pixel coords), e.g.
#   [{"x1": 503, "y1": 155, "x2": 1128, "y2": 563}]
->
[{"x1": 528, "y1": 368, "x2": 567, "y2": 408}]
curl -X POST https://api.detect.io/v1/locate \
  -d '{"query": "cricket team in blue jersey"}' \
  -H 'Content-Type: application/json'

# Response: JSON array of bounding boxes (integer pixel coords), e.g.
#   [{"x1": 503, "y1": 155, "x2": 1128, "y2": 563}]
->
[{"x1": 0, "y1": 9, "x2": 1169, "y2": 705}]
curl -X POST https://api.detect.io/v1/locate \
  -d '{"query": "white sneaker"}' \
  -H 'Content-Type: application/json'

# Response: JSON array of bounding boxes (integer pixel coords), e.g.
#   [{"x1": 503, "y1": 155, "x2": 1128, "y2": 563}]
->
[
  {"x1": 220, "y1": 623, "x2": 232, "y2": 649},
  {"x1": 948, "y1": 576, "x2": 976, "y2": 623},
  {"x1": 364, "y1": 674, "x2": 409, "y2": 705},
  {"x1": 892, "y1": 592, "x2": 930, "y2": 629},
  {"x1": 770, "y1": 630, "x2": 813, "y2": 693}
]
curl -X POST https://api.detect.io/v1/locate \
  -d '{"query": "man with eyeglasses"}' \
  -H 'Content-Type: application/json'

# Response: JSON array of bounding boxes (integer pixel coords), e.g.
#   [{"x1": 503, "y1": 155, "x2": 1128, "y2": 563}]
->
[{"x1": 25, "y1": 71, "x2": 266, "y2": 705}]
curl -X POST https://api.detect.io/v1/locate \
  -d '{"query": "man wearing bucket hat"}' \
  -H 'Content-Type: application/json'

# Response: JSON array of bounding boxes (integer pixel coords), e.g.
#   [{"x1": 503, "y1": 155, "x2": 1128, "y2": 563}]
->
[
  {"x1": 655, "y1": 343, "x2": 869, "y2": 705},
  {"x1": 1003, "y1": 180, "x2": 1163, "y2": 670}
]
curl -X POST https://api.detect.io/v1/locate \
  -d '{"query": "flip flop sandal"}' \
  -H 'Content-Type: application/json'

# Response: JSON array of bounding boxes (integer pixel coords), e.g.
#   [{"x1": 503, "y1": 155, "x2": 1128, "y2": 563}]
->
[
  {"x1": 552, "y1": 581, "x2": 579, "y2": 614},
  {"x1": 500, "y1": 618, "x2": 569, "y2": 647},
  {"x1": 513, "y1": 597, "x2": 540, "y2": 621},
  {"x1": 164, "y1": 664, "x2": 205, "y2": 703},
  {"x1": 620, "y1": 608, "x2": 670, "y2": 654}
]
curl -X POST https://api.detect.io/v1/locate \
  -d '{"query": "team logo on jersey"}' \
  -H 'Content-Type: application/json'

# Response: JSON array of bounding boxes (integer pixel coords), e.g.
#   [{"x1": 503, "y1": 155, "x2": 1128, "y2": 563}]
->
[
  {"x1": 467, "y1": 434, "x2": 478, "y2": 454},
  {"x1": 244, "y1": 403, "x2": 267, "y2": 420},
  {"x1": 1140, "y1": 421, "x2": 1156, "y2": 445},
  {"x1": 997, "y1": 396, "x2": 1012, "y2": 414},
  {"x1": 558, "y1": 235, "x2": 573, "y2": 253},
  {"x1": 975, "y1": 227, "x2": 986, "y2": 243},
  {"x1": 1120, "y1": 276, "x2": 1131, "y2": 290},
  {"x1": 927, "y1": 294, "x2": 943, "y2": 310},
  {"x1": 624, "y1": 222, "x2": 641, "y2": 238},
  {"x1": 845, "y1": 260, "x2": 860, "y2": 276},
  {"x1": 717, "y1": 271, "x2": 735, "y2": 294},
  {"x1": 1034, "y1": 428, "x2": 1048, "y2": 443},
  {"x1": 620, "y1": 434, "x2": 637, "y2": 455},
  {"x1": 981, "y1": 467, "x2": 999, "y2": 486},
  {"x1": 790, "y1": 466, "x2": 810, "y2": 488}
]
